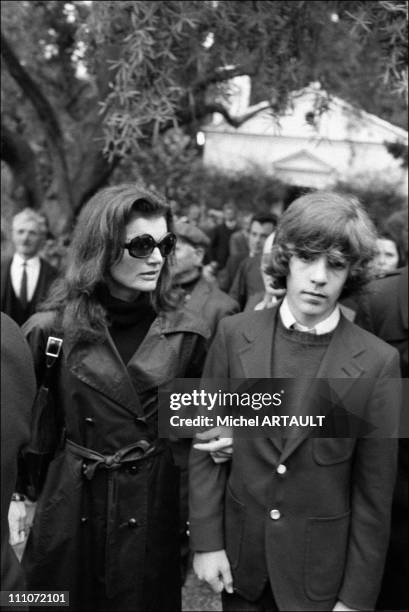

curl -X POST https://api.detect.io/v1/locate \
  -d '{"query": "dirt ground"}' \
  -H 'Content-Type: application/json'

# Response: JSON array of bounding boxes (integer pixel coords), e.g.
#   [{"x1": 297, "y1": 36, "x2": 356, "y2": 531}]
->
[{"x1": 182, "y1": 570, "x2": 222, "y2": 611}]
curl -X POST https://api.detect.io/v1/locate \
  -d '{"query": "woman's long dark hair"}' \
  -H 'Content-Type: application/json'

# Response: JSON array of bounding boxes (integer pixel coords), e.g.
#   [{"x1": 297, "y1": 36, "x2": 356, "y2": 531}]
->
[{"x1": 40, "y1": 184, "x2": 178, "y2": 344}]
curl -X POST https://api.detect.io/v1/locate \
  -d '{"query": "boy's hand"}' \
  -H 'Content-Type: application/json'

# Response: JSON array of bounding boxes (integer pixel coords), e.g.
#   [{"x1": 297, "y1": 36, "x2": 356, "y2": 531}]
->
[
  {"x1": 193, "y1": 550, "x2": 233, "y2": 594},
  {"x1": 333, "y1": 601, "x2": 358, "y2": 611},
  {"x1": 193, "y1": 426, "x2": 233, "y2": 463}
]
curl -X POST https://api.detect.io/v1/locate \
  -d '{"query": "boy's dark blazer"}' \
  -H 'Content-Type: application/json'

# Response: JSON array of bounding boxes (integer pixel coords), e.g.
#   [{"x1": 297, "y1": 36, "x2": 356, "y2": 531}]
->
[{"x1": 189, "y1": 305, "x2": 400, "y2": 611}]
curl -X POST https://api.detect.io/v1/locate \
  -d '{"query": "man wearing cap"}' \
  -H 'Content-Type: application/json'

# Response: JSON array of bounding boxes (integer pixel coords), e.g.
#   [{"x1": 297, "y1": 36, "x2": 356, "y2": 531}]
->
[
  {"x1": 171, "y1": 221, "x2": 239, "y2": 582},
  {"x1": 173, "y1": 221, "x2": 239, "y2": 342},
  {"x1": 1, "y1": 209, "x2": 58, "y2": 326}
]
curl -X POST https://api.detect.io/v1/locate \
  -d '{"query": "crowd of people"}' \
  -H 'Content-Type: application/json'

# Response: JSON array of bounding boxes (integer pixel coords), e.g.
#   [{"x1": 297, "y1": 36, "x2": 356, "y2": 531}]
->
[{"x1": 1, "y1": 184, "x2": 408, "y2": 612}]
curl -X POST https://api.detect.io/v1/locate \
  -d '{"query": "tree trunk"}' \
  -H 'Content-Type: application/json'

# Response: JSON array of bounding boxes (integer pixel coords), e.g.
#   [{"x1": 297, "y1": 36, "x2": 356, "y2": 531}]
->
[
  {"x1": 1, "y1": 31, "x2": 74, "y2": 232},
  {"x1": 0, "y1": 123, "x2": 44, "y2": 209}
]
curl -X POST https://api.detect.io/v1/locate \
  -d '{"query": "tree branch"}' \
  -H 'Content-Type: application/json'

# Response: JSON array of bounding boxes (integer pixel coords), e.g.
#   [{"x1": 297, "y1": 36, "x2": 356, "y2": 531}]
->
[
  {"x1": 1, "y1": 30, "x2": 74, "y2": 227},
  {"x1": 193, "y1": 63, "x2": 258, "y2": 94},
  {"x1": 200, "y1": 100, "x2": 275, "y2": 128}
]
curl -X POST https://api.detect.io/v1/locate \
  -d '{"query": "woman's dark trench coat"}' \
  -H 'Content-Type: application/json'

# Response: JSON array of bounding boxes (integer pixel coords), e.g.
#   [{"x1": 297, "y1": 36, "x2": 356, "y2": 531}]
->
[{"x1": 21, "y1": 308, "x2": 209, "y2": 611}]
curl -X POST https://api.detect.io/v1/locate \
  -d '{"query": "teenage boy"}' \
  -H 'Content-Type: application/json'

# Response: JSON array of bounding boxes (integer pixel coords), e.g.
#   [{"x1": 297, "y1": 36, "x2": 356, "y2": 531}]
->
[{"x1": 189, "y1": 192, "x2": 401, "y2": 612}]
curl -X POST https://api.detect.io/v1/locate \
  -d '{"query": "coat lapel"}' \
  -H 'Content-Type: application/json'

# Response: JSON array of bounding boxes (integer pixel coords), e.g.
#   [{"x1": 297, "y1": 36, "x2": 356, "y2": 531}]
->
[
  {"x1": 67, "y1": 333, "x2": 145, "y2": 419},
  {"x1": 127, "y1": 309, "x2": 209, "y2": 392},
  {"x1": 279, "y1": 316, "x2": 367, "y2": 463},
  {"x1": 184, "y1": 277, "x2": 211, "y2": 312}
]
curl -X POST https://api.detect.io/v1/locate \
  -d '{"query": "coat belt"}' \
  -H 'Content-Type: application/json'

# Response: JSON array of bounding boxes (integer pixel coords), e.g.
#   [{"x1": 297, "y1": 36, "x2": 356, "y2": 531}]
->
[{"x1": 66, "y1": 438, "x2": 160, "y2": 480}]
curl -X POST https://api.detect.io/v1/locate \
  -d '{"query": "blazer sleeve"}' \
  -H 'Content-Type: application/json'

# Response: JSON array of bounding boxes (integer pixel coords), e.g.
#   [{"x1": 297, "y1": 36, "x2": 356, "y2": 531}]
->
[
  {"x1": 338, "y1": 348, "x2": 401, "y2": 610},
  {"x1": 188, "y1": 318, "x2": 231, "y2": 551}
]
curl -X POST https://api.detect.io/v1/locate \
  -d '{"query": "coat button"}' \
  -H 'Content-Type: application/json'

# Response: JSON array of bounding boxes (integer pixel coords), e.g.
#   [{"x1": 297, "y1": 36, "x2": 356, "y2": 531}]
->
[
  {"x1": 80, "y1": 517, "x2": 88, "y2": 524},
  {"x1": 270, "y1": 509, "x2": 281, "y2": 520},
  {"x1": 129, "y1": 465, "x2": 138, "y2": 474},
  {"x1": 128, "y1": 518, "x2": 138, "y2": 528},
  {"x1": 84, "y1": 417, "x2": 94, "y2": 424},
  {"x1": 276, "y1": 464, "x2": 287, "y2": 475}
]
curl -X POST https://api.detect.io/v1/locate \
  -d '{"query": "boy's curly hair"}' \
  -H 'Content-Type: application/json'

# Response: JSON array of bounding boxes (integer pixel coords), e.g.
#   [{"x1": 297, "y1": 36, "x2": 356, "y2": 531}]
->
[{"x1": 265, "y1": 191, "x2": 377, "y2": 298}]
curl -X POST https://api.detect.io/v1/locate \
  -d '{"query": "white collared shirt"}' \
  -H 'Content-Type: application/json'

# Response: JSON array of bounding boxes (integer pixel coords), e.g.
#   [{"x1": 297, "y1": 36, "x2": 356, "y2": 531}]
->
[
  {"x1": 280, "y1": 296, "x2": 340, "y2": 335},
  {"x1": 10, "y1": 253, "x2": 41, "y2": 302}
]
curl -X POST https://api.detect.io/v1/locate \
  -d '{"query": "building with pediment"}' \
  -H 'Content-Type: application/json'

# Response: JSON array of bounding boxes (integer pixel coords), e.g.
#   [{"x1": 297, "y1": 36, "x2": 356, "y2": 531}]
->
[{"x1": 201, "y1": 81, "x2": 408, "y2": 194}]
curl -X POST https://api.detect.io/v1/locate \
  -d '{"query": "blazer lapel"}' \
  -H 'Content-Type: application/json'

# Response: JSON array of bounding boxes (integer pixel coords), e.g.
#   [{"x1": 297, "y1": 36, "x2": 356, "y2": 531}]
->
[
  {"x1": 237, "y1": 308, "x2": 277, "y2": 378},
  {"x1": 237, "y1": 307, "x2": 283, "y2": 452},
  {"x1": 279, "y1": 316, "x2": 367, "y2": 463}
]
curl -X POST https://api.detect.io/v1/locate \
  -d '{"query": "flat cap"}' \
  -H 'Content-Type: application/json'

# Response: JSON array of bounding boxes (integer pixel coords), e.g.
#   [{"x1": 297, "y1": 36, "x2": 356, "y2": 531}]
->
[{"x1": 174, "y1": 221, "x2": 210, "y2": 247}]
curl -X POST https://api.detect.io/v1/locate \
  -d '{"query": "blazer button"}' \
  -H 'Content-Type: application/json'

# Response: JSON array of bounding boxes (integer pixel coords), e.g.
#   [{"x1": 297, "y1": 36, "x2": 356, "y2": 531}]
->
[
  {"x1": 276, "y1": 464, "x2": 287, "y2": 475},
  {"x1": 84, "y1": 417, "x2": 94, "y2": 425},
  {"x1": 270, "y1": 509, "x2": 281, "y2": 520},
  {"x1": 129, "y1": 464, "x2": 139, "y2": 474},
  {"x1": 128, "y1": 518, "x2": 138, "y2": 528},
  {"x1": 80, "y1": 517, "x2": 88, "y2": 524}
]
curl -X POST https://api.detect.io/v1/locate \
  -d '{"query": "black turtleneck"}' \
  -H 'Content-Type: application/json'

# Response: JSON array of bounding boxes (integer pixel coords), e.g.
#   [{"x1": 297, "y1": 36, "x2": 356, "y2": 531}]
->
[{"x1": 99, "y1": 287, "x2": 156, "y2": 365}]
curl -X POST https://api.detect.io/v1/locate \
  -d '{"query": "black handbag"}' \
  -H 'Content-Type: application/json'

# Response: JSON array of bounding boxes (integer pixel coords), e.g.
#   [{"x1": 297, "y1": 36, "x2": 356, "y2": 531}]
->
[{"x1": 18, "y1": 335, "x2": 63, "y2": 500}]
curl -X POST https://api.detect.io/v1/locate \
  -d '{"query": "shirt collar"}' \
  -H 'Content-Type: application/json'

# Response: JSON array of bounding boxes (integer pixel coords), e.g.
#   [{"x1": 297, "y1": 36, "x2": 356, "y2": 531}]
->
[
  {"x1": 280, "y1": 296, "x2": 340, "y2": 335},
  {"x1": 13, "y1": 253, "x2": 41, "y2": 267}
]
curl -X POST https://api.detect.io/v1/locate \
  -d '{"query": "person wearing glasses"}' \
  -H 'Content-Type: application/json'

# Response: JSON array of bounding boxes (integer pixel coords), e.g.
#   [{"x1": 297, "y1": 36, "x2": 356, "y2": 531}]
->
[{"x1": 18, "y1": 184, "x2": 208, "y2": 611}]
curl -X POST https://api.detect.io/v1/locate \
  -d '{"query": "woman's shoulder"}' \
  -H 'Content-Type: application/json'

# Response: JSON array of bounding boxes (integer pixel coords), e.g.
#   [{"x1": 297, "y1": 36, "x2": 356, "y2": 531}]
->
[{"x1": 159, "y1": 306, "x2": 210, "y2": 339}]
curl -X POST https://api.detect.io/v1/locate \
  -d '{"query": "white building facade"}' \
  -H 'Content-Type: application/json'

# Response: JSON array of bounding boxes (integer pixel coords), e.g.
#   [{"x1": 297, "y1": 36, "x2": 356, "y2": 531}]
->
[{"x1": 202, "y1": 83, "x2": 408, "y2": 192}]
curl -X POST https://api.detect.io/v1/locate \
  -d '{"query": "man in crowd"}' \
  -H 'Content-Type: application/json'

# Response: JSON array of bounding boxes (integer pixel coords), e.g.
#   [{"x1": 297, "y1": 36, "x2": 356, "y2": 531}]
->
[
  {"x1": 1, "y1": 209, "x2": 58, "y2": 325},
  {"x1": 355, "y1": 265, "x2": 408, "y2": 612},
  {"x1": 206, "y1": 202, "x2": 239, "y2": 275},
  {"x1": 171, "y1": 220, "x2": 239, "y2": 581},
  {"x1": 228, "y1": 211, "x2": 253, "y2": 258},
  {"x1": 228, "y1": 213, "x2": 277, "y2": 310},
  {"x1": 173, "y1": 221, "x2": 239, "y2": 342},
  {"x1": 189, "y1": 192, "x2": 400, "y2": 612}
]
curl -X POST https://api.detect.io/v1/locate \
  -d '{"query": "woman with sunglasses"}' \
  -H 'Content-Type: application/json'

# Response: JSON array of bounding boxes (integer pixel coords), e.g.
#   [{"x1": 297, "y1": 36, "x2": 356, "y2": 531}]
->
[{"x1": 19, "y1": 184, "x2": 208, "y2": 611}]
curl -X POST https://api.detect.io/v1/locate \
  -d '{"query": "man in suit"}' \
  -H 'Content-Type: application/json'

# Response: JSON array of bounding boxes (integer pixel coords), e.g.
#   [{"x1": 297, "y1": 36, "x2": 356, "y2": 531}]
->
[
  {"x1": 228, "y1": 214, "x2": 277, "y2": 309},
  {"x1": 189, "y1": 192, "x2": 401, "y2": 612},
  {"x1": 219, "y1": 214, "x2": 276, "y2": 296},
  {"x1": 355, "y1": 266, "x2": 408, "y2": 611},
  {"x1": 206, "y1": 202, "x2": 239, "y2": 274},
  {"x1": 228, "y1": 212, "x2": 252, "y2": 258},
  {"x1": 1, "y1": 209, "x2": 58, "y2": 326}
]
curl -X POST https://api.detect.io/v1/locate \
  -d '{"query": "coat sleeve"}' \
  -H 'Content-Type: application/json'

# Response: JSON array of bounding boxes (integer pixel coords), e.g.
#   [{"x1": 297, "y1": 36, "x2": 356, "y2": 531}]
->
[
  {"x1": 229, "y1": 262, "x2": 246, "y2": 310},
  {"x1": 189, "y1": 318, "x2": 231, "y2": 551},
  {"x1": 21, "y1": 313, "x2": 55, "y2": 384},
  {"x1": 338, "y1": 348, "x2": 401, "y2": 610}
]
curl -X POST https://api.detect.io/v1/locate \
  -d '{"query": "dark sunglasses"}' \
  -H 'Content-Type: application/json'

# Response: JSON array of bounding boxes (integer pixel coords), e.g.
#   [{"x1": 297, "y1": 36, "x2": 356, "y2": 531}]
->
[{"x1": 123, "y1": 232, "x2": 177, "y2": 259}]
